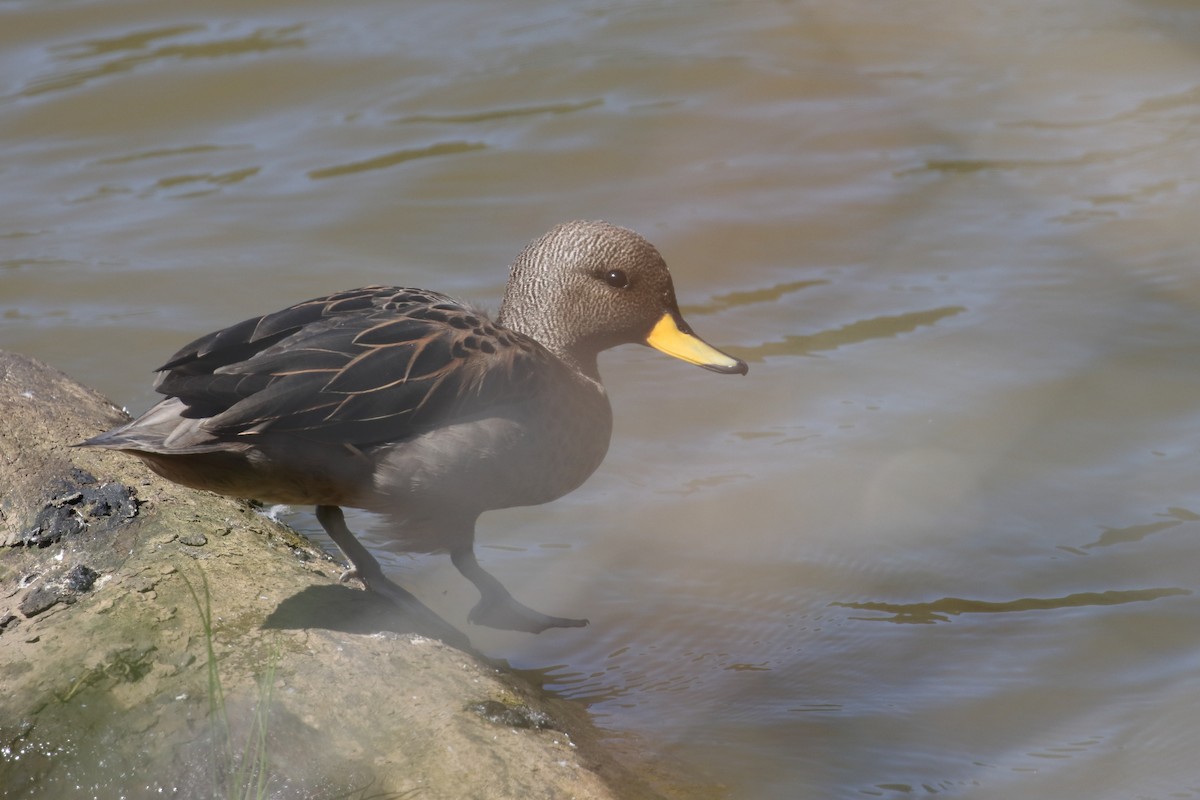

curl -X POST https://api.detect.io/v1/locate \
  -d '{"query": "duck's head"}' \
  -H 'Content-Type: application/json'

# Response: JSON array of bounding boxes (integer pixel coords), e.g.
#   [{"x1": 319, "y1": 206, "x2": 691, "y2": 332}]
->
[{"x1": 498, "y1": 220, "x2": 748, "y2": 378}]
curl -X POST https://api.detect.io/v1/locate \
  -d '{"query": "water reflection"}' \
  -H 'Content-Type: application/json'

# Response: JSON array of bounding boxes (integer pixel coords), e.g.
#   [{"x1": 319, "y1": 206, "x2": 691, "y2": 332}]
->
[
  {"x1": 93, "y1": 144, "x2": 234, "y2": 165},
  {"x1": 1075, "y1": 506, "x2": 1200, "y2": 551},
  {"x1": 732, "y1": 305, "x2": 967, "y2": 362},
  {"x1": 683, "y1": 278, "x2": 825, "y2": 315},
  {"x1": 24, "y1": 24, "x2": 307, "y2": 97},
  {"x1": 308, "y1": 141, "x2": 487, "y2": 179},
  {"x1": 834, "y1": 588, "x2": 1191, "y2": 625},
  {"x1": 394, "y1": 98, "x2": 604, "y2": 125}
]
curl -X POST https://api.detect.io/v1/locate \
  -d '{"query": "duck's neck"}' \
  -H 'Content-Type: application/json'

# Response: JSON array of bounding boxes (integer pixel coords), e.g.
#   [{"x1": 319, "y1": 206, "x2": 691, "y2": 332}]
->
[
  {"x1": 494, "y1": 292, "x2": 597, "y2": 383},
  {"x1": 497, "y1": 306, "x2": 602, "y2": 382}
]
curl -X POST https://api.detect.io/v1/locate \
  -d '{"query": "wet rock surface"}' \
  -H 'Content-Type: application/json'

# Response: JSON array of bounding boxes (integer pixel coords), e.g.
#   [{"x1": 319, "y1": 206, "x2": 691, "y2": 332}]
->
[
  {"x1": 469, "y1": 698, "x2": 558, "y2": 730},
  {"x1": 3, "y1": 468, "x2": 139, "y2": 549},
  {"x1": 0, "y1": 351, "x2": 699, "y2": 800}
]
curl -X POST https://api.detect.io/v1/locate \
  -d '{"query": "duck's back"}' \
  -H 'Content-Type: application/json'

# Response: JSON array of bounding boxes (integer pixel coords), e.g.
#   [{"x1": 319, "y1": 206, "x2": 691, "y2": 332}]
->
[{"x1": 83, "y1": 286, "x2": 613, "y2": 515}]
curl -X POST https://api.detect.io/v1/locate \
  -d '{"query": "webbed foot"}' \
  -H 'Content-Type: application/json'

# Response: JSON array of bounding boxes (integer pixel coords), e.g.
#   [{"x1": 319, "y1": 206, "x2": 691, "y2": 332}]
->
[
  {"x1": 468, "y1": 597, "x2": 588, "y2": 633},
  {"x1": 451, "y1": 544, "x2": 588, "y2": 633}
]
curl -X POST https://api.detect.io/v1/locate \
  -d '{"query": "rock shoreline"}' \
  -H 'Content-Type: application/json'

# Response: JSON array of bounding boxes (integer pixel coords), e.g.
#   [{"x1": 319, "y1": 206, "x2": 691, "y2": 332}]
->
[{"x1": 0, "y1": 351, "x2": 706, "y2": 800}]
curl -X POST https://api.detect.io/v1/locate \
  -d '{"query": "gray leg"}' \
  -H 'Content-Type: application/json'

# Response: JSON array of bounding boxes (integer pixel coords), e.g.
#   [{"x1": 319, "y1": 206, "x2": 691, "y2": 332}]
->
[
  {"x1": 316, "y1": 505, "x2": 389, "y2": 585},
  {"x1": 450, "y1": 545, "x2": 588, "y2": 633},
  {"x1": 315, "y1": 505, "x2": 470, "y2": 649}
]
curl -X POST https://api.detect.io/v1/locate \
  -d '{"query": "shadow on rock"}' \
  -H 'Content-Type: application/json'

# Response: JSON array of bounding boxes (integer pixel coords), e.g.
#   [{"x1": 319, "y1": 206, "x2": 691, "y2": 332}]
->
[{"x1": 262, "y1": 583, "x2": 474, "y2": 651}]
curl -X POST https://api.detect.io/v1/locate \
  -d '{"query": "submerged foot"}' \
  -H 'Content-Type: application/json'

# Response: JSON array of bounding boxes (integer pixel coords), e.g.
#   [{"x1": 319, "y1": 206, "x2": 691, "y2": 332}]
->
[
  {"x1": 468, "y1": 596, "x2": 589, "y2": 634},
  {"x1": 451, "y1": 544, "x2": 588, "y2": 633}
]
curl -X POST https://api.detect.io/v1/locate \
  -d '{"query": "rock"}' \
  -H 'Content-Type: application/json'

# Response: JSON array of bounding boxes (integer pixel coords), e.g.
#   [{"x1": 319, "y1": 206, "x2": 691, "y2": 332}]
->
[
  {"x1": 64, "y1": 564, "x2": 99, "y2": 593},
  {"x1": 17, "y1": 584, "x2": 62, "y2": 617},
  {"x1": 469, "y1": 698, "x2": 557, "y2": 730},
  {"x1": 16, "y1": 563, "x2": 101, "y2": 616},
  {"x1": 0, "y1": 351, "x2": 692, "y2": 800},
  {"x1": 3, "y1": 468, "x2": 139, "y2": 548}
]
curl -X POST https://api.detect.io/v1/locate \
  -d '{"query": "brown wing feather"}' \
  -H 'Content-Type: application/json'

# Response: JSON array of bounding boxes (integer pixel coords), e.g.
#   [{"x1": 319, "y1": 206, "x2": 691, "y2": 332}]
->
[{"x1": 151, "y1": 286, "x2": 554, "y2": 447}]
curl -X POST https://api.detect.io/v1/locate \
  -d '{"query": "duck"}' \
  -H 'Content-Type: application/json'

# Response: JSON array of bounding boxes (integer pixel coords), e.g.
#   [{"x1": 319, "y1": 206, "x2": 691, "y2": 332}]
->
[{"x1": 78, "y1": 220, "x2": 747, "y2": 634}]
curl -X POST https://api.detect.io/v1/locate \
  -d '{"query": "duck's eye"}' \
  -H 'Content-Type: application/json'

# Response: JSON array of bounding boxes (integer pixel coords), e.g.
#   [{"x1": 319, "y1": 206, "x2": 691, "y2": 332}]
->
[{"x1": 604, "y1": 269, "x2": 630, "y2": 289}]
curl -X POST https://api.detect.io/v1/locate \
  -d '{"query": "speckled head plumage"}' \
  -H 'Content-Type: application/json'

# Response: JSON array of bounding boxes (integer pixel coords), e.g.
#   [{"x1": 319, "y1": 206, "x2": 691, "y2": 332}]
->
[{"x1": 498, "y1": 220, "x2": 747, "y2": 378}]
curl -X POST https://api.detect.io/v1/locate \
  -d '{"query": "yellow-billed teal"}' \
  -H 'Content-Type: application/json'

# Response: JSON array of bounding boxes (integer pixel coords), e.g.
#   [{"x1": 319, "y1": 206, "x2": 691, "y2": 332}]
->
[{"x1": 80, "y1": 221, "x2": 747, "y2": 633}]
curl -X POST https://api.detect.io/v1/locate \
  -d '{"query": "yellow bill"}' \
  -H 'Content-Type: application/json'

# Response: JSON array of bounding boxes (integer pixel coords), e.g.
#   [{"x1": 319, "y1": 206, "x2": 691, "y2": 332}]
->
[{"x1": 646, "y1": 312, "x2": 748, "y2": 375}]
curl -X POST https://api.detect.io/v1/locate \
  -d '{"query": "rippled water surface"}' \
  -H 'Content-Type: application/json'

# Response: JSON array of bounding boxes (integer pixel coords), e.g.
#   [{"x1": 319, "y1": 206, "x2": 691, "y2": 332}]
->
[{"x1": 5, "y1": 0, "x2": 1200, "y2": 797}]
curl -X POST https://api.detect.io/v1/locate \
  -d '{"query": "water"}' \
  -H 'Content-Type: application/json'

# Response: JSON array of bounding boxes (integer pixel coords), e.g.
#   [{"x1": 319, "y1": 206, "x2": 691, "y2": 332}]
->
[{"x1": 4, "y1": 0, "x2": 1200, "y2": 797}]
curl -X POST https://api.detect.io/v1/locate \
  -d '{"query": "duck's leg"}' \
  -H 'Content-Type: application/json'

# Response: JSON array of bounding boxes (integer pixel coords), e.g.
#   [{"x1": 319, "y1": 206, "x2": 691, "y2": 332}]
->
[
  {"x1": 315, "y1": 505, "x2": 391, "y2": 586},
  {"x1": 450, "y1": 544, "x2": 588, "y2": 633},
  {"x1": 314, "y1": 505, "x2": 470, "y2": 648}
]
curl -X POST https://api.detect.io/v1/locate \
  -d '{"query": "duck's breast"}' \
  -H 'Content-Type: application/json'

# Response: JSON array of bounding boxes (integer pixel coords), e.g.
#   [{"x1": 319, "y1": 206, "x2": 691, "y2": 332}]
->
[{"x1": 364, "y1": 380, "x2": 613, "y2": 515}]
